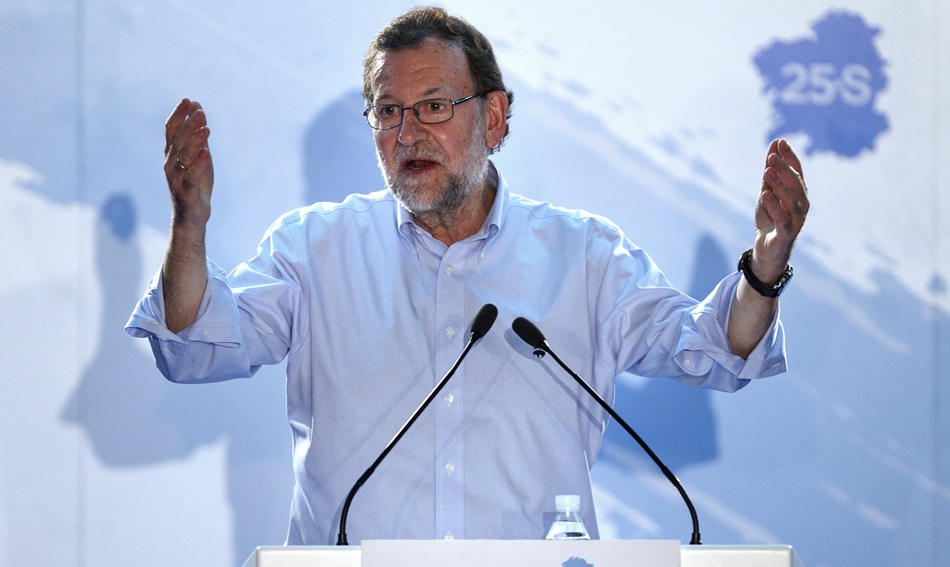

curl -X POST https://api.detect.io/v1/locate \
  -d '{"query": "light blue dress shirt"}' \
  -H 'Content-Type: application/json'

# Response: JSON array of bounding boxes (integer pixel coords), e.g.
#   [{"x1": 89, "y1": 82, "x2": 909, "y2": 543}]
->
[{"x1": 126, "y1": 163, "x2": 786, "y2": 544}]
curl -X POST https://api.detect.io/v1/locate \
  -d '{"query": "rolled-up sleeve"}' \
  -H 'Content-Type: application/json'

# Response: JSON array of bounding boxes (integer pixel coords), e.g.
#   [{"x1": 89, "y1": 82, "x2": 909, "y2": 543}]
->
[
  {"x1": 125, "y1": 219, "x2": 302, "y2": 384},
  {"x1": 671, "y1": 271, "x2": 786, "y2": 392},
  {"x1": 593, "y1": 225, "x2": 786, "y2": 394},
  {"x1": 126, "y1": 259, "x2": 242, "y2": 345}
]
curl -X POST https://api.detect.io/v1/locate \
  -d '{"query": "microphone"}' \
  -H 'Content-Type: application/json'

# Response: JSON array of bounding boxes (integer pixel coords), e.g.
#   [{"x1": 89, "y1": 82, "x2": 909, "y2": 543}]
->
[
  {"x1": 511, "y1": 316, "x2": 702, "y2": 545},
  {"x1": 336, "y1": 303, "x2": 498, "y2": 545}
]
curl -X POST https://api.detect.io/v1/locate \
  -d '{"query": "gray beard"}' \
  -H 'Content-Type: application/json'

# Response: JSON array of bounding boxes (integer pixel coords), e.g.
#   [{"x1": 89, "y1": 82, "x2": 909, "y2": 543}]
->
[
  {"x1": 377, "y1": 145, "x2": 488, "y2": 224},
  {"x1": 387, "y1": 165, "x2": 474, "y2": 217}
]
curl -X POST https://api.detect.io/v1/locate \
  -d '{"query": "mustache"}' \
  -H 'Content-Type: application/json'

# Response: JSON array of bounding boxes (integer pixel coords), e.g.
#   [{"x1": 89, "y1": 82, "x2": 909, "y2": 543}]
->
[{"x1": 393, "y1": 144, "x2": 443, "y2": 163}]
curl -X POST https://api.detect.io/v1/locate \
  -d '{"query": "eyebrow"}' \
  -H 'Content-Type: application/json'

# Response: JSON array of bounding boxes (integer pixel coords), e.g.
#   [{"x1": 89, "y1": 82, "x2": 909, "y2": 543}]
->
[
  {"x1": 374, "y1": 86, "x2": 450, "y2": 104},
  {"x1": 421, "y1": 86, "x2": 445, "y2": 97}
]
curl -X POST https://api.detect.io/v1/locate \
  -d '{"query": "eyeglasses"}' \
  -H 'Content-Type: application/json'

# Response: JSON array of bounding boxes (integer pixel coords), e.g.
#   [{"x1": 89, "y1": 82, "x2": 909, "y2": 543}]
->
[{"x1": 363, "y1": 90, "x2": 492, "y2": 130}]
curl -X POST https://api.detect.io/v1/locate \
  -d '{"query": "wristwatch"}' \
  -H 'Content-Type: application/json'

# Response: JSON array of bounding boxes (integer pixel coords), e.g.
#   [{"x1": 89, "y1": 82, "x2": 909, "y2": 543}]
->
[{"x1": 737, "y1": 248, "x2": 793, "y2": 298}]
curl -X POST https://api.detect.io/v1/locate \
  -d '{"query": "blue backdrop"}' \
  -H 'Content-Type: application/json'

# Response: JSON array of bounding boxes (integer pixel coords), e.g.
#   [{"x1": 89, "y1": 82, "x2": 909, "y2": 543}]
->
[{"x1": 1, "y1": 1, "x2": 947, "y2": 566}]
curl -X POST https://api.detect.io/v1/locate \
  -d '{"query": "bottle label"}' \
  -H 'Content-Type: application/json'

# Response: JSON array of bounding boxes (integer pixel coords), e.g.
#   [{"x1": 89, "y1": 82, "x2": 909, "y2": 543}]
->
[{"x1": 545, "y1": 521, "x2": 590, "y2": 540}]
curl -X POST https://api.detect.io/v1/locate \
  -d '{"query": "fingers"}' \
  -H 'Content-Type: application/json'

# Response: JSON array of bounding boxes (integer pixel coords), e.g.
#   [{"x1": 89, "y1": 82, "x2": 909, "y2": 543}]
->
[
  {"x1": 763, "y1": 139, "x2": 809, "y2": 222},
  {"x1": 763, "y1": 138, "x2": 781, "y2": 168},
  {"x1": 777, "y1": 138, "x2": 804, "y2": 181},
  {"x1": 753, "y1": 139, "x2": 809, "y2": 271},
  {"x1": 163, "y1": 98, "x2": 190, "y2": 154},
  {"x1": 164, "y1": 98, "x2": 200, "y2": 155},
  {"x1": 172, "y1": 126, "x2": 210, "y2": 172},
  {"x1": 164, "y1": 98, "x2": 210, "y2": 173},
  {"x1": 762, "y1": 138, "x2": 801, "y2": 175},
  {"x1": 761, "y1": 176, "x2": 806, "y2": 242}
]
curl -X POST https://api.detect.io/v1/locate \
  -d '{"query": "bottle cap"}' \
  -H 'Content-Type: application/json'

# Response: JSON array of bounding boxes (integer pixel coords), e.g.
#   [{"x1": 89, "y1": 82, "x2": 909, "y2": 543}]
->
[{"x1": 554, "y1": 494, "x2": 580, "y2": 512}]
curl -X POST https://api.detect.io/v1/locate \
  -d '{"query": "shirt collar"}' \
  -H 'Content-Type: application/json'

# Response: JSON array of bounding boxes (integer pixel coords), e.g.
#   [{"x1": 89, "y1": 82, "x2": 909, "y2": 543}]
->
[{"x1": 483, "y1": 161, "x2": 508, "y2": 240}]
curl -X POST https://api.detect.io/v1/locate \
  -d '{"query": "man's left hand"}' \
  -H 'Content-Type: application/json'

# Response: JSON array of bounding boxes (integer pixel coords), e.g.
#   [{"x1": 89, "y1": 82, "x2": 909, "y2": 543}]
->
[{"x1": 751, "y1": 138, "x2": 809, "y2": 283}]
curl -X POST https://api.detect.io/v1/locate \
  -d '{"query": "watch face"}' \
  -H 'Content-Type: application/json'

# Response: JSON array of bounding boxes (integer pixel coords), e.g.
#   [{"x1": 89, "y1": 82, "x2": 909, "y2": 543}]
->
[{"x1": 774, "y1": 267, "x2": 794, "y2": 296}]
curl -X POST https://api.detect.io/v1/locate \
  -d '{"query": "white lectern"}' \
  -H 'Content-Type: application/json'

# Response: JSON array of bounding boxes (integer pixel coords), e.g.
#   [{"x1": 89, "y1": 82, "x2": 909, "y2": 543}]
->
[{"x1": 243, "y1": 542, "x2": 805, "y2": 567}]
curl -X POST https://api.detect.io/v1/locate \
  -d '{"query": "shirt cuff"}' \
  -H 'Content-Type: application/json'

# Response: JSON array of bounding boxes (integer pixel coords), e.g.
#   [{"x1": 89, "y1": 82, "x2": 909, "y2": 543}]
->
[
  {"x1": 124, "y1": 259, "x2": 242, "y2": 347},
  {"x1": 673, "y1": 272, "x2": 787, "y2": 388}
]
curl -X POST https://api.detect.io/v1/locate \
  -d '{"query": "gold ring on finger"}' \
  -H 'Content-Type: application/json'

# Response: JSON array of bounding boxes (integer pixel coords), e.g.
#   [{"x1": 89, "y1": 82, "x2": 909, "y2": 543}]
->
[{"x1": 177, "y1": 158, "x2": 189, "y2": 171}]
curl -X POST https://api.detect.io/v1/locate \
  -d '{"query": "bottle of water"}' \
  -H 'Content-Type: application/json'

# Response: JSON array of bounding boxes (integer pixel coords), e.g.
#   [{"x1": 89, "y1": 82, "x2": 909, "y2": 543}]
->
[{"x1": 544, "y1": 494, "x2": 590, "y2": 540}]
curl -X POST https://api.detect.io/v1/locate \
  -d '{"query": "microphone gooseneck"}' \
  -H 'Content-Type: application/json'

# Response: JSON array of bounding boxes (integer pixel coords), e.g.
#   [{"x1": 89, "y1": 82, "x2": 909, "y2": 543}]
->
[
  {"x1": 511, "y1": 316, "x2": 703, "y2": 545},
  {"x1": 336, "y1": 303, "x2": 498, "y2": 545}
]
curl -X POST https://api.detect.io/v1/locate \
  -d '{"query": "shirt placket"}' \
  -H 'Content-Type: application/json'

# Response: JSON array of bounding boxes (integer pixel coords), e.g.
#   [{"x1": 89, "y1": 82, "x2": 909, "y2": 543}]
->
[{"x1": 433, "y1": 243, "x2": 466, "y2": 540}]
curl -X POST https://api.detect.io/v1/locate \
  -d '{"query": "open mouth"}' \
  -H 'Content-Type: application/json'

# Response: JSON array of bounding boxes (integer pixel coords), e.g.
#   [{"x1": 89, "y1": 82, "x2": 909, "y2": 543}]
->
[{"x1": 403, "y1": 159, "x2": 436, "y2": 172}]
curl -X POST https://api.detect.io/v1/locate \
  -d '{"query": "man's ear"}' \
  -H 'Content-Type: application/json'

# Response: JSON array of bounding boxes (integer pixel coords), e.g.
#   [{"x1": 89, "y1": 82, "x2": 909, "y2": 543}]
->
[{"x1": 484, "y1": 90, "x2": 509, "y2": 150}]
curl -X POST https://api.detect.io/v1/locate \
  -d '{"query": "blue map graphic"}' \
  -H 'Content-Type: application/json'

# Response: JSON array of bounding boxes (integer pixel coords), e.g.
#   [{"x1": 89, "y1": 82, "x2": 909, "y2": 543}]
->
[{"x1": 753, "y1": 11, "x2": 888, "y2": 157}]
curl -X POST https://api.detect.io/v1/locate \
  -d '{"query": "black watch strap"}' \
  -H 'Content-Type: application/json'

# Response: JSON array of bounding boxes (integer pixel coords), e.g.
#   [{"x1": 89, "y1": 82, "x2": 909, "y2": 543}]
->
[{"x1": 737, "y1": 248, "x2": 793, "y2": 298}]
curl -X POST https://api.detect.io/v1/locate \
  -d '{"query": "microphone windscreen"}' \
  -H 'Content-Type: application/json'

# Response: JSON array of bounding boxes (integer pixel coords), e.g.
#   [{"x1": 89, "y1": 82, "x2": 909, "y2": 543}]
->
[
  {"x1": 471, "y1": 303, "x2": 499, "y2": 338},
  {"x1": 512, "y1": 317, "x2": 545, "y2": 348}
]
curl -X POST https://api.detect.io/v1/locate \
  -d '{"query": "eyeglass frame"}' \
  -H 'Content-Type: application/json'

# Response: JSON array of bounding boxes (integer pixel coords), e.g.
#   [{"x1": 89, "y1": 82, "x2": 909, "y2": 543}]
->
[{"x1": 362, "y1": 90, "x2": 494, "y2": 131}]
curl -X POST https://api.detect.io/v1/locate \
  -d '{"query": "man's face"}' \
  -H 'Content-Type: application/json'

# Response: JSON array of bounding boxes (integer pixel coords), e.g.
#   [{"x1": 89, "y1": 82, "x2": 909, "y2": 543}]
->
[{"x1": 369, "y1": 38, "x2": 492, "y2": 217}]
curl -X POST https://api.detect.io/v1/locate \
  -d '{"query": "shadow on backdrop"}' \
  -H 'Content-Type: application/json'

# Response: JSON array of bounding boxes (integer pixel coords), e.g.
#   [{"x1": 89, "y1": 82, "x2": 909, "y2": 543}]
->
[
  {"x1": 303, "y1": 89, "x2": 381, "y2": 205},
  {"x1": 60, "y1": 192, "x2": 292, "y2": 563},
  {"x1": 602, "y1": 234, "x2": 724, "y2": 470}
]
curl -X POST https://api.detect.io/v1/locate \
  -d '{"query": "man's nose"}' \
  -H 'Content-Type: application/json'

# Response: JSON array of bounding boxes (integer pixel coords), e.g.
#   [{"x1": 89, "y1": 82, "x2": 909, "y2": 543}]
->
[{"x1": 397, "y1": 107, "x2": 427, "y2": 146}]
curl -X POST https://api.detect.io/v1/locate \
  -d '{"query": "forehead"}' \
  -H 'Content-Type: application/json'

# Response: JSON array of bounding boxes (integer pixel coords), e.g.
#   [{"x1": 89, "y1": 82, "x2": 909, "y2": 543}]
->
[{"x1": 370, "y1": 38, "x2": 472, "y2": 101}]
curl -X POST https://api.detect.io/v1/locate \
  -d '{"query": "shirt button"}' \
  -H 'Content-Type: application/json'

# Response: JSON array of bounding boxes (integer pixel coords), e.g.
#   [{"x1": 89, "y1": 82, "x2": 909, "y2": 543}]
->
[
  {"x1": 445, "y1": 264, "x2": 454, "y2": 275},
  {"x1": 444, "y1": 532, "x2": 454, "y2": 540},
  {"x1": 444, "y1": 393, "x2": 455, "y2": 406},
  {"x1": 445, "y1": 327, "x2": 455, "y2": 340},
  {"x1": 445, "y1": 462, "x2": 455, "y2": 476}
]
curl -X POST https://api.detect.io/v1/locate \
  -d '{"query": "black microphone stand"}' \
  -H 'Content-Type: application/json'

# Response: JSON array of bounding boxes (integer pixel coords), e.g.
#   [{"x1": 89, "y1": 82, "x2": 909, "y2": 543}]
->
[
  {"x1": 336, "y1": 304, "x2": 497, "y2": 545},
  {"x1": 513, "y1": 317, "x2": 702, "y2": 545}
]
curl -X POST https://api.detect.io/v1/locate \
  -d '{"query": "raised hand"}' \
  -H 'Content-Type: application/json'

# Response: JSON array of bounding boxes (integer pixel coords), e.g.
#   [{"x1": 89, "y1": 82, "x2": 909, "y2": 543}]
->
[
  {"x1": 164, "y1": 98, "x2": 214, "y2": 230},
  {"x1": 751, "y1": 138, "x2": 809, "y2": 283}
]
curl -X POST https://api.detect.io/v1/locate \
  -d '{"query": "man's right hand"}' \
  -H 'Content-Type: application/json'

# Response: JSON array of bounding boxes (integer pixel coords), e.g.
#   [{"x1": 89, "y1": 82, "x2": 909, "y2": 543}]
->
[
  {"x1": 164, "y1": 98, "x2": 214, "y2": 229},
  {"x1": 161, "y1": 98, "x2": 214, "y2": 333}
]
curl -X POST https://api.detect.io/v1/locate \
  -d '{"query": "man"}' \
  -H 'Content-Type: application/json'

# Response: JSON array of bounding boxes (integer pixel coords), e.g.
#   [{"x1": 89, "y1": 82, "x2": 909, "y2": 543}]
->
[{"x1": 127, "y1": 6, "x2": 808, "y2": 545}]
